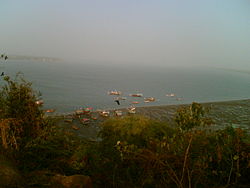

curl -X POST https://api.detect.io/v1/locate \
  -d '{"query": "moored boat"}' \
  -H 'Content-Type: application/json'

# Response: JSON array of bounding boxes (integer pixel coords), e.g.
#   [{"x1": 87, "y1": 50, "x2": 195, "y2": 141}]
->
[
  {"x1": 132, "y1": 101, "x2": 139, "y2": 104},
  {"x1": 115, "y1": 110, "x2": 123, "y2": 116},
  {"x1": 83, "y1": 107, "x2": 92, "y2": 114},
  {"x1": 99, "y1": 110, "x2": 110, "y2": 117},
  {"x1": 81, "y1": 118, "x2": 90, "y2": 124},
  {"x1": 35, "y1": 100, "x2": 44, "y2": 105},
  {"x1": 75, "y1": 109, "x2": 84, "y2": 115},
  {"x1": 127, "y1": 106, "x2": 136, "y2": 114},
  {"x1": 130, "y1": 93, "x2": 143, "y2": 97},
  {"x1": 108, "y1": 90, "x2": 122, "y2": 95},
  {"x1": 45, "y1": 109, "x2": 55, "y2": 113},
  {"x1": 144, "y1": 97, "x2": 155, "y2": 102},
  {"x1": 166, "y1": 93, "x2": 175, "y2": 97}
]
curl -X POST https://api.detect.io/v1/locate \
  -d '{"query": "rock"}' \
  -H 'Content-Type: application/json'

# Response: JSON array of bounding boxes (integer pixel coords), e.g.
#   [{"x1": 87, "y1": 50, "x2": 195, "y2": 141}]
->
[{"x1": 51, "y1": 174, "x2": 92, "y2": 188}]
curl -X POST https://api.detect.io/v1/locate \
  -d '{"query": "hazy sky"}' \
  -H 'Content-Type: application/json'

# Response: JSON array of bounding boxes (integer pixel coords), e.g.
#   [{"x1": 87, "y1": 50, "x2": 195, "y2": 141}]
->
[{"x1": 1, "y1": 0, "x2": 250, "y2": 68}]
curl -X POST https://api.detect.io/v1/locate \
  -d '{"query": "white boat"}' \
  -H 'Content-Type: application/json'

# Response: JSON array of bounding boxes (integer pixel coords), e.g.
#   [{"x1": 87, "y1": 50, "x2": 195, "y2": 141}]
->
[
  {"x1": 144, "y1": 97, "x2": 155, "y2": 102},
  {"x1": 99, "y1": 110, "x2": 110, "y2": 117},
  {"x1": 166, "y1": 93, "x2": 175, "y2": 97},
  {"x1": 115, "y1": 110, "x2": 123, "y2": 116},
  {"x1": 35, "y1": 100, "x2": 44, "y2": 105},
  {"x1": 108, "y1": 90, "x2": 122, "y2": 95},
  {"x1": 176, "y1": 97, "x2": 182, "y2": 101},
  {"x1": 127, "y1": 107, "x2": 136, "y2": 114}
]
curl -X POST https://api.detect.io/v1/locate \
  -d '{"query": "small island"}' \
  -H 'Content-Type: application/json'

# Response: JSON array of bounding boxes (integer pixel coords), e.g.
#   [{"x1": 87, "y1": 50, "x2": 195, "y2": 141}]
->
[{"x1": 7, "y1": 55, "x2": 61, "y2": 62}]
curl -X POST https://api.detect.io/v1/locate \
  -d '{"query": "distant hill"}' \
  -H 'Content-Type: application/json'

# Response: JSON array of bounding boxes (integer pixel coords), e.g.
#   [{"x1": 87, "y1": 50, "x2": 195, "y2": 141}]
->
[{"x1": 8, "y1": 55, "x2": 61, "y2": 62}]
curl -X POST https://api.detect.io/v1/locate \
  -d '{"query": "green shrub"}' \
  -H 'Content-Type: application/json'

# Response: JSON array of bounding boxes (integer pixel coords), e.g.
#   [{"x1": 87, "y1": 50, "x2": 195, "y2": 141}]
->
[
  {"x1": 82, "y1": 106, "x2": 250, "y2": 188},
  {"x1": 0, "y1": 75, "x2": 81, "y2": 175},
  {"x1": 0, "y1": 74, "x2": 44, "y2": 150},
  {"x1": 81, "y1": 115, "x2": 176, "y2": 187},
  {"x1": 19, "y1": 117, "x2": 77, "y2": 173},
  {"x1": 174, "y1": 102, "x2": 212, "y2": 131}
]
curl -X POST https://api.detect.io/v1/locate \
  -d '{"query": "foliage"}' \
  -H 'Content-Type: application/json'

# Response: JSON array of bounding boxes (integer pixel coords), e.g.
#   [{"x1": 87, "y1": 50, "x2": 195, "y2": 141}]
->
[
  {"x1": 0, "y1": 75, "x2": 80, "y2": 174},
  {"x1": 80, "y1": 106, "x2": 250, "y2": 188},
  {"x1": 174, "y1": 102, "x2": 212, "y2": 130},
  {"x1": 100, "y1": 115, "x2": 172, "y2": 146},
  {"x1": 115, "y1": 127, "x2": 250, "y2": 188},
  {"x1": 0, "y1": 74, "x2": 44, "y2": 150},
  {"x1": 72, "y1": 116, "x2": 172, "y2": 187},
  {"x1": 19, "y1": 117, "x2": 81, "y2": 174}
]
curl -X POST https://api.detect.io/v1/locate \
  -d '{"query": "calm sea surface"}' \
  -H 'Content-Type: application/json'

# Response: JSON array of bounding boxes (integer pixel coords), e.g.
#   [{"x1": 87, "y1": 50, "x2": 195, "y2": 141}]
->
[{"x1": 1, "y1": 60, "x2": 250, "y2": 113}]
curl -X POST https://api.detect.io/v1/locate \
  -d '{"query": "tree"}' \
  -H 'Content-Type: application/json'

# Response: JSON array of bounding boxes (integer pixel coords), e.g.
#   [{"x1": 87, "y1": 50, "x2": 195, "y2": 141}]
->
[
  {"x1": 174, "y1": 102, "x2": 212, "y2": 131},
  {"x1": 0, "y1": 74, "x2": 44, "y2": 150}
]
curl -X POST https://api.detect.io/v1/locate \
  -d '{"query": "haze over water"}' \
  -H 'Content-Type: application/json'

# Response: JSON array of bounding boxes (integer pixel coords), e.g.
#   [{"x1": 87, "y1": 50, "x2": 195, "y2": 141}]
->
[{"x1": 1, "y1": 1, "x2": 250, "y2": 113}]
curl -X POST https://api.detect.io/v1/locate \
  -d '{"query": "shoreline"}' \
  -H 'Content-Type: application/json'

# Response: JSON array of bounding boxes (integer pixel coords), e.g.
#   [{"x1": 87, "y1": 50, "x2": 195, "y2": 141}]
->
[
  {"x1": 49, "y1": 98, "x2": 250, "y2": 116},
  {"x1": 56, "y1": 99, "x2": 250, "y2": 140}
]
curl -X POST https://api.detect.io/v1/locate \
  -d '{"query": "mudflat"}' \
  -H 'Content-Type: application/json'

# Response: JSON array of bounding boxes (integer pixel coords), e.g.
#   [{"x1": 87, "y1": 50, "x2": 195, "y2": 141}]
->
[
  {"x1": 58, "y1": 99, "x2": 250, "y2": 140},
  {"x1": 136, "y1": 99, "x2": 250, "y2": 130}
]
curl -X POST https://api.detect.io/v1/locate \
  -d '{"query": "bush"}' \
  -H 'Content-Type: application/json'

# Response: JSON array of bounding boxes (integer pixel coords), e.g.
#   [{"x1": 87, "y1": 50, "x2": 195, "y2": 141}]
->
[
  {"x1": 0, "y1": 74, "x2": 44, "y2": 151},
  {"x1": 81, "y1": 115, "x2": 176, "y2": 187},
  {"x1": 82, "y1": 106, "x2": 250, "y2": 188},
  {"x1": 174, "y1": 102, "x2": 212, "y2": 130},
  {"x1": 19, "y1": 117, "x2": 81, "y2": 173},
  {"x1": 0, "y1": 75, "x2": 80, "y2": 175}
]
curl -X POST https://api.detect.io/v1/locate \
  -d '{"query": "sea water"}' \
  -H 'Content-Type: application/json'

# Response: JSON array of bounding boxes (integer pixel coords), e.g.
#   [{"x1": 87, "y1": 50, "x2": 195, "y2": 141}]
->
[{"x1": 1, "y1": 60, "x2": 250, "y2": 113}]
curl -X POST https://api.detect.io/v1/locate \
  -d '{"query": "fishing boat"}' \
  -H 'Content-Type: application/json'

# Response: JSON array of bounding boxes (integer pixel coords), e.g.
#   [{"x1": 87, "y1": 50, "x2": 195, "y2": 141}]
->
[
  {"x1": 45, "y1": 109, "x2": 55, "y2": 113},
  {"x1": 81, "y1": 118, "x2": 90, "y2": 124},
  {"x1": 144, "y1": 97, "x2": 155, "y2": 102},
  {"x1": 75, "y1": 109, "x2": 84, "y2": 115},
  {"x1": 115, "y1": 110, "x2": 123, "y2": 116},
  {"x1": 128, "y1": 107, "x2": 136, "y2": 114},
  {"x1": 130, "y1": 93, "x2": 143, "y2": 97},
  {"x1": 35, "y1": 100, "x2": 44, "y2": 105},
  {"x1": 176, "y1": 97, "x2": 182, "y2": 101},
  {"x1": 132, "y1": 101, "x2": 139, "y2": 104},
  {"x1": 91, "y1": 116, "x2": 98, "y2": 120},
  {"x1": 99, "y1": 110, "x2": 110, "y2": 117},
  {"x1": 166, "y1": 93, "x2": 175, "y2": 97},
  {"x1": 108, "y1": 90, "x2": 122, "y2": 95},
  {"x1": 83, "y1": 107, "x2": 92, "y2": 114}
]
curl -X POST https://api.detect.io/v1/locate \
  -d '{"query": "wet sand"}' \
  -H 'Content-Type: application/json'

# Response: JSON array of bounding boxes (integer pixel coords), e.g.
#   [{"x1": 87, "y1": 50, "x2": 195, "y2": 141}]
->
[{"x1": 56, "y1": 99, "x2": 250, "y2": 140}]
